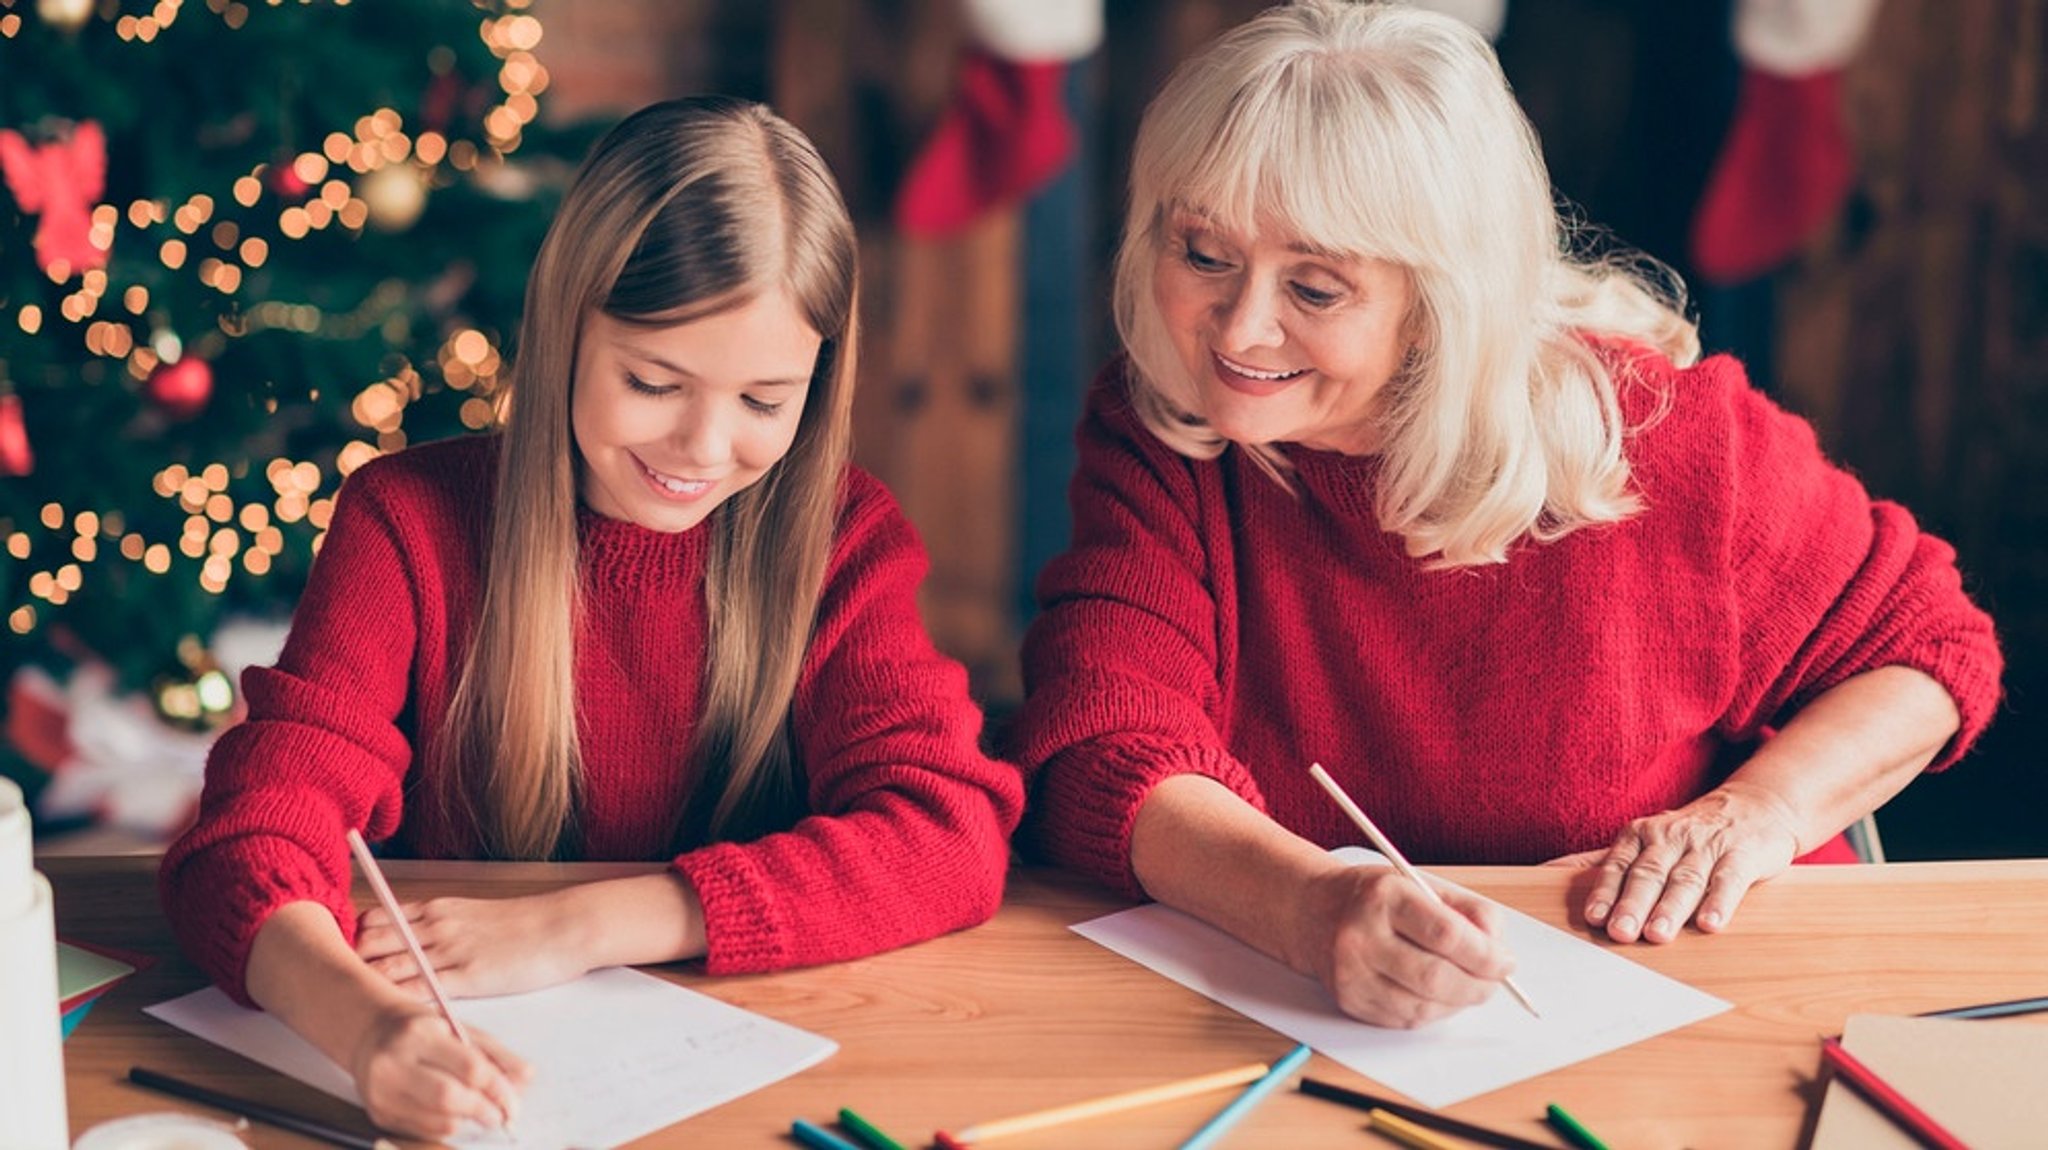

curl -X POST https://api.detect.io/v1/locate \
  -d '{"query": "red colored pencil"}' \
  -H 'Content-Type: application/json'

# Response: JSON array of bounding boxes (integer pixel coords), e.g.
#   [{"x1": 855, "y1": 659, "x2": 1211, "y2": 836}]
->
[{"x1": 1818, "y1": 1037, "x2": 1970, "y2": 1150}]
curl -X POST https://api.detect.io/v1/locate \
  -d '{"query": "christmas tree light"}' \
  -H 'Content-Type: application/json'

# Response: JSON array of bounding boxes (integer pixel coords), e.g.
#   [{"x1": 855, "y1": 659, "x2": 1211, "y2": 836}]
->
[{"x1": 1, "y1": 0, "x2": 589, "y2": 691}]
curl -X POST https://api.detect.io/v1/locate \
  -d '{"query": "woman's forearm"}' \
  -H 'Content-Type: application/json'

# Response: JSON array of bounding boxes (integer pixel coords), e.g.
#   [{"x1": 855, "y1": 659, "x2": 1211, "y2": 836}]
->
[
  {"x1": 1721, "y1": 665, "x2": 1960, "y2": 854},
  {"x1": 1130, "y1": 773, "x2": 1344, "y2": 977}
]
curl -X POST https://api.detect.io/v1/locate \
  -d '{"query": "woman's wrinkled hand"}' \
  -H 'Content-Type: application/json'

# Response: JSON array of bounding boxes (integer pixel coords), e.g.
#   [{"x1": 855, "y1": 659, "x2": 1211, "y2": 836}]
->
[{"x1": 1567, "y1": 783, "x2": 1802, "y2": 944}]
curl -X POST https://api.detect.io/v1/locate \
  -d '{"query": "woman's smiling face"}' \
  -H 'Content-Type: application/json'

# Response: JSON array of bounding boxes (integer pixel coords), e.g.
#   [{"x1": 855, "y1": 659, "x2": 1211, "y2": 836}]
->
[{"x1": 1152, "y1": 207, "x2": 1416, "y2": 454}]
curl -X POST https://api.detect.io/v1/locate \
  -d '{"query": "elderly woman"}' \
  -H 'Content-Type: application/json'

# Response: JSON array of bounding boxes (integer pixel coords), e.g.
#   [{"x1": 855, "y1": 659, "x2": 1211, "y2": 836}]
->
[{"x1": 1013, "y1": 0, "x2": 2000, "y2": 1028}]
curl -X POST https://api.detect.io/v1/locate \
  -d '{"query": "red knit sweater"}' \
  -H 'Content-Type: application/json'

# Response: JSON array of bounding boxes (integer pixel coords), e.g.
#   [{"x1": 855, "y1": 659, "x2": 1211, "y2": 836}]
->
[
  {"x1": 161, "y1": 436, "x2": 1022, "y2": 1002},
  {"x1": 1015, "y1": 350, "x2": 2002, "y2": 898}
]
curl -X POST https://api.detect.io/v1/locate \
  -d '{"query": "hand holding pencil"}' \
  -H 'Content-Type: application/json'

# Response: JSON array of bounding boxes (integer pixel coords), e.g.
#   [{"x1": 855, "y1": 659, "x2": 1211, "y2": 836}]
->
[
  {"x1": 1304, "y1": 764, "x2": 1536, "y2": 1026},
  {"x1": 344, "y1": 829, "x2": 530, "y2": 1139}
]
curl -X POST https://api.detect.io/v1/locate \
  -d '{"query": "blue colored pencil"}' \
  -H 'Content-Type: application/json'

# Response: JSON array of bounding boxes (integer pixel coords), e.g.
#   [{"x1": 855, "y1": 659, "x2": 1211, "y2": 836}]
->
[
  {"x1": 1175, "y1": 1044, "x2": 1313, "y2": 1150},
  {"x1": 791, "y1": 1117, "x2": 862, "y2": 1150},
  {"x1": 1919, "y1": 993, "x2": 2048, "y2": 1020}
]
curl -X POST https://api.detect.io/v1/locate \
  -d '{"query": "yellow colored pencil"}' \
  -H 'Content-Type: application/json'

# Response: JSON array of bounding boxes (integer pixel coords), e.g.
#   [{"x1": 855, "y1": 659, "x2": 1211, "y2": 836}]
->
[
  {"x1": 1369, "y1": 1107, "x2": 1465, "y2": 1150},
  {"x1": 948, "y1": 1062, "x2": 1271, "y2": 1144}
]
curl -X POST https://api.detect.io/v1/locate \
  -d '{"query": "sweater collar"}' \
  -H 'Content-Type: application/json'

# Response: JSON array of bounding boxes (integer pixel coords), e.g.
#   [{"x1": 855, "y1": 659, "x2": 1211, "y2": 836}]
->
[
  {"x1": 575, "y1": 503, "x2": 709, "y2": 590},
  {"x1": 1276, "y1": 440, "x2": 1383, "y2": 523}
]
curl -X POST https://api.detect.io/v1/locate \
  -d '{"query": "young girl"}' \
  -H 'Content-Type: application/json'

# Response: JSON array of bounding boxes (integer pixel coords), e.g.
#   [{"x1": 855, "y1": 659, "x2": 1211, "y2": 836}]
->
[{"x1": 160, "y1": 97, "x2": 1023, "y2": 1137}]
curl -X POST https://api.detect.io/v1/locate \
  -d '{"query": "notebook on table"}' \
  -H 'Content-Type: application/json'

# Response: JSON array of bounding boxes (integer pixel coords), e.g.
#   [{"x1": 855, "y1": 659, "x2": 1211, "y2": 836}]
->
[{"x1": 1810, "y1": 1012, "x2": 2048, "y2": 1149}]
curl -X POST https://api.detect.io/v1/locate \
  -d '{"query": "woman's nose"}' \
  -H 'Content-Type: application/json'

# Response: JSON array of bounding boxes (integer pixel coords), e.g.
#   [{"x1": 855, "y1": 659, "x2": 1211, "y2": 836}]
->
[{"x1": 1215, "y1": 281, "x2": 1283, "y2": 351}]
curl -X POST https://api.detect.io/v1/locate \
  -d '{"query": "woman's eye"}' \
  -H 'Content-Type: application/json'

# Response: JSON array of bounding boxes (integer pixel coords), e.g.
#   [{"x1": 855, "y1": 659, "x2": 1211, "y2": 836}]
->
[
  {"x1": 1291, "y1": 283, "x2": 1340, "y2": 308},
  {"x1": 625, "y1": 373, "x2": 670, "y2": 396},
  {"x1": 742, "y1": 396, "x2": 785, "y2": 416},
  {"x1": 1184, "y1": 244, "x2": 1229, "y2": 273}
]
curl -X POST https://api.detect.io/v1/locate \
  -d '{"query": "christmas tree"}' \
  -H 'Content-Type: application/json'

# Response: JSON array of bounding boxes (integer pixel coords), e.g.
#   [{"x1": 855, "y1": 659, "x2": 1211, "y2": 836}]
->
[{"x1": 0, "y1": 0, "x2": 589, "y2": 708}]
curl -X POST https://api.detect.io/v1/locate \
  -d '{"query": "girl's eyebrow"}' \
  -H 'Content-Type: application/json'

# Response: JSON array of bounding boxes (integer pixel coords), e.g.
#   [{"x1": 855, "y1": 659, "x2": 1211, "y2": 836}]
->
[
  {"x1": 616, "y1": 344, "x2": 807, "y2": 389},
  {"x1": 618, "y1": 345, "x2": 694, "y2": 378}
]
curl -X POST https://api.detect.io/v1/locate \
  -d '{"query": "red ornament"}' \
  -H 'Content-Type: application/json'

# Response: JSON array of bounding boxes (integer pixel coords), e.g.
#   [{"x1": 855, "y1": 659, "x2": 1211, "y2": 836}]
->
[
  {"x1": 421, "y1": 71, "x2": 464, "y2": 133},
  {"x1": 267, "y1": 161, "x2": 311, "y2": 202},
  {"x1": 147, "y1": 357, "x2": 214, "y2": 420},
  {"x1": 0, "y1": 394, "x2": 32, "y2": 476},
  {"x1": 0, "y1": 120, "x2": 109, "y2": 277}
]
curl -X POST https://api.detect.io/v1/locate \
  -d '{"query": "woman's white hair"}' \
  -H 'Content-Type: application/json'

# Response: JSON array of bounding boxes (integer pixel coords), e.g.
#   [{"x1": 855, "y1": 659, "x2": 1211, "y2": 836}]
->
[{"x1": 1114, "y1": 0, "x2": 1701, "y2": 567}]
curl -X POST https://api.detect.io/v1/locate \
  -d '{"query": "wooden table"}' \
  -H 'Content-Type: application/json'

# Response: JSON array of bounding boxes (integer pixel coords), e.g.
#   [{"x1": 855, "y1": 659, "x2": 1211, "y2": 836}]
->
[{"x1": 44, "y1": 855, "x2": 2048, "y2": 1149}]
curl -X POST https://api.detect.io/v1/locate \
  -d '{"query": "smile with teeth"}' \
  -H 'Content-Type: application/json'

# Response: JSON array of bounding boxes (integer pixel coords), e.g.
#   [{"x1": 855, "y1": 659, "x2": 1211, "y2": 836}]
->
[
  {"x1": 1214, "y1": 352, "x2": 1308, "y2": 381},
  {"x1": 636, "y1": 456, "x2": 714, "y2": 496}
]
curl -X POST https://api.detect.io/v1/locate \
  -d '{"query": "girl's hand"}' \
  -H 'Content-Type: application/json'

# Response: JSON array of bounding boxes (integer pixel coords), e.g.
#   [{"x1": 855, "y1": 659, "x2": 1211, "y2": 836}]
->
[
  {"x1": 349, "y1": 1002, "x2": 531, "y2": 1140},
  {"x1": 1573, "y1": 782, "x2": 1801, "y2": 943},
  {"x1": 1296, "y1": 864, "x2": 1516, "y2": 1028},
  {"x1": 356, "y1": 890, "x2": 592, "y2": 998}
]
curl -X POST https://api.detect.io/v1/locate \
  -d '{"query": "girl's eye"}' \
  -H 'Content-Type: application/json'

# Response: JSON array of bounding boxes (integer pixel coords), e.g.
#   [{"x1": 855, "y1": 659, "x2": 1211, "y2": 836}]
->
[
  {"x1": 1291, "y1": 283, "x2": 1341, "y2": 308},
  {"x1": 625, "y1": 372, "x2": 671, "y2": 396},
  {"x1": 742, "y1": 396, "x2": 785, "y2": 416}
]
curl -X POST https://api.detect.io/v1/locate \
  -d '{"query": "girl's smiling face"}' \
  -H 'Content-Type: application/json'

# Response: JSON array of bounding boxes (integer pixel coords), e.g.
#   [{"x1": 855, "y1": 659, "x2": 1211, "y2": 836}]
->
[{"x1": 572, "y1": 288, "x2": 820, "y2": 533}]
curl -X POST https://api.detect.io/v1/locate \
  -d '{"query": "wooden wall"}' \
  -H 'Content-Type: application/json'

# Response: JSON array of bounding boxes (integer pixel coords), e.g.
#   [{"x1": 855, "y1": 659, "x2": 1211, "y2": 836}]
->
[
  {"x1": 536, "y1": 1, "x2": 2045, "y2": 857},
  {"x1": 1775, "y1": 0, "x2": 2048, "y2": 859}
]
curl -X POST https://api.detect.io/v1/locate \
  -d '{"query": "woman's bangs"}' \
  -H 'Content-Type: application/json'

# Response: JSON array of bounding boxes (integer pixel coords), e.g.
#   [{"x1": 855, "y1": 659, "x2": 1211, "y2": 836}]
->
[{"x1": 1165, "y1": 63, "x2": 1409, "y2": 268}]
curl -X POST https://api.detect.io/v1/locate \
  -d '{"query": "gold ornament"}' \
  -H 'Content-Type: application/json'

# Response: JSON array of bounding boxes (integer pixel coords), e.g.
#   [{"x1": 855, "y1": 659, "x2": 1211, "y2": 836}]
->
[
  {"x1": 359, "y1": 165, "x2": 429, "y2": 232},
  {"x1": 150, "y1": 636, "x2": 238, "y2": 732},
  {"x1": 35, "y1": 0, "x2": 94, "y2": 33}
]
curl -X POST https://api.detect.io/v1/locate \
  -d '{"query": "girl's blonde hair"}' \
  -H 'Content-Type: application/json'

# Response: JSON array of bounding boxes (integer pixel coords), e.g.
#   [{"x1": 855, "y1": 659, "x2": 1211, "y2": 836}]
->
[
  {"x1": 434, "y1": 97, "x2": 858, "y2": 859},
  {"x1": 1114, "y1": 0, "x2": 1700, "y2": 566}
]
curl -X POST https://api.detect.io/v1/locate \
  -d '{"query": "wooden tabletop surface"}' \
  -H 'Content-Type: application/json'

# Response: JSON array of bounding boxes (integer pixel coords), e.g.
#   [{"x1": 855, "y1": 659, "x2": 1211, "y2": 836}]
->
[{"x1": 42, "y1": 854, "x2": 2048, "y2": 1149}]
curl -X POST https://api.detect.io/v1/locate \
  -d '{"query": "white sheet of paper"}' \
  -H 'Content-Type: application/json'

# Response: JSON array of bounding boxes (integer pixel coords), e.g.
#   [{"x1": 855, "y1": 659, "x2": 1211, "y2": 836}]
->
[
  {"x1": 146, "y1": 966, "x2": 836, "y2": 1149},
  {"x1": 1070, "y1": 847, "x2": 1729, "y2": 1107}
]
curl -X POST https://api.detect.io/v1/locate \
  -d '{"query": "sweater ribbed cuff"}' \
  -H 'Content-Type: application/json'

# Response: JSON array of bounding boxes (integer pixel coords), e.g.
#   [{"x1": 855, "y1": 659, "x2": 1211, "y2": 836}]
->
[
  {"x1": 1032, "y1": 738, "x2": 1263, "y2": 901},
  {"x1": 161, "y1": 835, "x2": 349, "y2": 1007},
  {"x1": 1917, "y1": 635, "x2": 2004, "y2": 772},
  {"x1": 160, "y1": 788, "x2": 355, "y2": 1006},
  {"x1": 673, "y1": 844, "x2": 789, "y2": 975}
]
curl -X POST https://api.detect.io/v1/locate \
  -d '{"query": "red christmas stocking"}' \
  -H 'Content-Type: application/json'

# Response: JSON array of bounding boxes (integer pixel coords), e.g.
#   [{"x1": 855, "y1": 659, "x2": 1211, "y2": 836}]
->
[
  {"x1": 895, "y1": 50, "x2": 1074, "y2": 239},
  {"x1": 1689, "y1": 68, "x2": 1853, "y2": 285}
]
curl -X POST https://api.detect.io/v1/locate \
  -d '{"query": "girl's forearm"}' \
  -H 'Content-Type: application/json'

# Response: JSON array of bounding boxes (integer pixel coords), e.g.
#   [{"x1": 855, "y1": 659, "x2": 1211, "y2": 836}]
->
[
  {"x1": 551, "y1": 870, "x2": 708, "y2": 970},
  {"x1": 245, "y1": 901, "x2": 416, "y2": 1068}
]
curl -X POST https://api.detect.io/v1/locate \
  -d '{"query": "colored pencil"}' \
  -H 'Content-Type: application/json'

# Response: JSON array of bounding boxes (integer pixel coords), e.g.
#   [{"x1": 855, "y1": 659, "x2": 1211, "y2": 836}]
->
[
  {"x1": 1819, "y1": 1036, "x2": 1970, "y2": 1150},
  {"x1": 345, "y1": 828, "x2": 470, "y2": 1046},
  {"x1": 1307, "y1": 763, "x2": 1541, "y2": 1018},
  {"x1": 1298, "y1": 1077, "x2": 1561, "y2": 1150},
  {"x1": 836, "y1": 1106, "x2": 908, "y2": 1150},
  {"x1": 1369, "y1": 1108, "x2": 1465, "y2": 1150},
  {"x1": 1176, "y1": 1043, "x2": 1313, "y2": 1150},
  {"x1": 346, "y1": 828, "x2": 515, "y2": 1131},
  {"x1": 128, "y1": 1066, "x2": 398, "y2": 1150},
  {"x1": 1544, "y1": 1102, "x2": 1612, "y2": 1150},
  {"x1": 939, "y1": 1059, "x2": 1272, "y2": 1144},
  {"x1": 1919, "y1": 993, "x2": 2048, "y2": 1020},
  {"x1": 791, "y1": 1118, "x2": 863, "y2": 1150}
]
